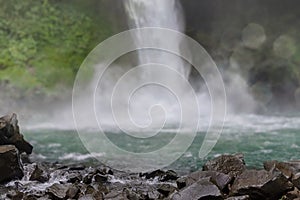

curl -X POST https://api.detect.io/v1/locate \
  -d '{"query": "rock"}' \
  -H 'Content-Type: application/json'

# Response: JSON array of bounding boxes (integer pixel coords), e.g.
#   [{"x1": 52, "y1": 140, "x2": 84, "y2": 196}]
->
[
  {"x1": 160, "y1": 170, "x2": 178, "y2": 181},
  {"x1": 171, "y1": 178, "x2": 223, "y2": 200},
  {"x1": 141, "y1": 169, "x2": 178, "y2": 182},
  {"x1": 157, "y1": 184, "x2": 177, "y2": 197},
  {"x1": 203, "y1": 154, "x2": 246, "y2": 177},
  {"x1": 95, "y1": 166, "x2": 114, "y2": 175},
  {"x1": 141, "y1": 169, "x2": 166, "y2": 180},
  {"x1": 94, "y1": 174, "x2": 108, "y2": 183},
  {"x1": 83, "y1": 173, "x2": 93, "y2": 184},
  {"x1": 0, "y1": 114, "x2": 33, "y2": 154},
  {"x1": 66, "y1": 185, "x2": 79, "y2": 199},
  {"x1": 29, "y1": 164, "x2": 49, "y2": 183},
  {"x1": 67, "y1": 173, "x2": 82, "y2": 183},
  {"x1": 85, "y1": 185, "x2": 104, "y2": 199},
  {"x1": 225, "y1": 195, "x2": 250, "y2": 200},
  {"x1": 176, "y1": 177, "x2": 187, "y2": 189},
  {"x1": 231, "y1": 169, "x2": 293, "y2": 199},
  {"x1": 46, "y1": 183, "x2": 69, "y2": 199},
  {"x1": 178, "y1": 170, "x2": 232, "y2": 191},
  {"x1": 292, "y1": 173, "x2": 300, "y2": 190},
  {"x1": 0, "y1": 145, "x2": 24, "y2": 183},
  {"x1": 281, "y1": 188, "x2": 300, "y2": 200},
  {"x1": 264, "y1": 160, "x2": 296, "y2": 178}
]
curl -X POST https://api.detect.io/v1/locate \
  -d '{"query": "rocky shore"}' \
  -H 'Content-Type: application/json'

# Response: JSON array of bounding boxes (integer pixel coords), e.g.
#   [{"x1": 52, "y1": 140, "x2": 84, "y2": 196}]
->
[{"x1": 1, "y1": 114, "x2": 300, "y2": 200}]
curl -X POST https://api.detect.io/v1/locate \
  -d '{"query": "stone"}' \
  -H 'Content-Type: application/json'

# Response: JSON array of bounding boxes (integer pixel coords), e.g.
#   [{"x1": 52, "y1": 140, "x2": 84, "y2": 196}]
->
[
  {"x1": 160, "y1": 170, "x2": 178, "y2": 181},
  {"x1": 292, "y1": 173, "x2": 300, "y2": 190},
  {"x1": 225, "y1": 195, "x2": 250, "y2": 200},
  {"x1": 94, "y1": 174, "x2": 108, "y2": 183},
  {"x1": 66, "y1": 185, "x2": 79, "y2": 199},
  {"x1": 157, "y1": 184, "x2": 177, "y2": 197},
  {"x1": 181, "y1": 170, "x2": 232, "y2": 191},
  {"x1": 83, "y1": 173, "x2": 93, "y2": 184},
  {"x1": 171, "y1": 178, "x2": 223, "y2": 200},
  {"x1": 141, "y1": 169, "x2": 166, "y2": 180},
  {"x1": 46, "y1": 183, "x2": 69, "y2": 199},
  {"x1": 67, "y1": 173, "x2": 82, "y2": 183},
  {"x1": 231, "y1": 169, "x2": 293, "y2": 199},
  {"x1": 0, "y1": 113, "x2": 33, "y2": 154},
  {"x1": 29, "y1": 164, "x2": 49, "y2": 183},
  {"x1": 203, "y1": 154, "x2": 246, "y2": 177},
  {"x1": 0, "y1": 145, "x2": 24, "y2": 183},
  {"x1": 264, "y1": 160, "x2": 296, "y2": 178}
]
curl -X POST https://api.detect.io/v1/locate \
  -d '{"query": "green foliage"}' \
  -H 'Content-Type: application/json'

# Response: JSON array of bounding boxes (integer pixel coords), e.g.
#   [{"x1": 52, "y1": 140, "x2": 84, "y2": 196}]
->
[{"x1": 0, "y1": 0, "x2": 112, "y2": 93}]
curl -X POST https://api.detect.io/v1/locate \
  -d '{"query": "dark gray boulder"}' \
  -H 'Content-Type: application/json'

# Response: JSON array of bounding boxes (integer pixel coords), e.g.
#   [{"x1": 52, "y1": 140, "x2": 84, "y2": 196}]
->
[
  {"x1": 47, "y1": 183, "x2": 71, "y2": 199},
  {"x1": 29, "y1": 164, "x2": 50, "y2": 183},
  {"x1": 0, "y1": 145, "x2": 24, "y2": 183},
  {"x1": 0, "y1": 113, "x2": 33, "y2": 154},
  {"x1": 177, "y1": 170, "x2": 232, "y2": 191},
  {"x1": 203, "y1": 154, "x2": 246, "y2": 178},
  {"x1": 230, "y1": 169, "x2": 293, "y2": 199},
  {"x1": 172, "y1": 177, "x2": 223, "y2": 200}
]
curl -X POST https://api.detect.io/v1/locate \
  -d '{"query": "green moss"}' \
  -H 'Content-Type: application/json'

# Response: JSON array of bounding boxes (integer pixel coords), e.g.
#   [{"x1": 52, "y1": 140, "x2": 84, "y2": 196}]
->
[{"x1": 0, "y1": 0, "x2": 112, "y2": 94}]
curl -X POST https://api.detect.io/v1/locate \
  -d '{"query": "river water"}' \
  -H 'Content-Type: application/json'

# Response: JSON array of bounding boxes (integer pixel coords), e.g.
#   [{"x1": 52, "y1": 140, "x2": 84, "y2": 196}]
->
[{"x1": 23, "y1": 114, "x2": 300, "y2": 174}]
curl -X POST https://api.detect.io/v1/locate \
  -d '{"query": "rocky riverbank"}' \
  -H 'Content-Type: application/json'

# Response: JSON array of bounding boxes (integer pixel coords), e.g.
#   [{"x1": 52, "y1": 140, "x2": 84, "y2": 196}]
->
[{"x1": 1, "y1": 114, "x2": 300, "y2": 200}]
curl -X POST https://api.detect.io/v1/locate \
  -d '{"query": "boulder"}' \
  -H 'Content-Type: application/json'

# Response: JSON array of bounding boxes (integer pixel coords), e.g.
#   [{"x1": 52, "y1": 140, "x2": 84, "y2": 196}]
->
[
  {"x1": 264, "y1": 160, "x2": 297, "y2": 178},
  {"x1": 0, "y1": 145, "x2": 24, "y2": 183},
  {"x1": 171, "y1": 177, "x2": 223, "y2": 200},
  {"x1": 29, "y1": 164, "x2": 49, "y2": 183},
  {"x1": 157, "y1": 184, "x2": 177, "y2": 197},
  {"x1": 177, "y1": 170, "x2": 232, "y2": 191},
  {"x1": 203, "y1": 154, "x2": 246, "y2": 177},
  {"x1": 0, "y1": 113, "x2": 33, "y2": 154},
  {"x1": 230, "y1": 169, "x2": 293, "y2": 199},
  {"x1": 47, "y1": 183, "x2": 71, "y2": 199}
]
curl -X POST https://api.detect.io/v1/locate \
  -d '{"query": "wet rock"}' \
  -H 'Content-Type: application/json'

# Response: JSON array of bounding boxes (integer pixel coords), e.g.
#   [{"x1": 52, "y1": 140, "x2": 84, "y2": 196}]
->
[
  {"x1": 203, "y1": 154, "x2": 246, "y2": 177},
  {"x1": 85, "y1": 185, "x2": 104, "y2": 199},
  {"x1": 29, "y1": 164, "x2": 49, "y2": 183},
  {"x1": 0, "y1": 113, "x2": 33, "y2": 154},
  {"x1": 66, "y1": 185, "x2": 79, "y2": 199},
  {"x1": 46, "y1": 183, "x2": 69, "y2": 199},
  {"x1": 160, "y1": 170, "x2": 178, "y2": 181},
  {"x1": 292, "y1": 173, "x2": 300, "y2": 190},
  {"x1": 281, "y1": 188, "x2": 300, "y2": 200},
  {"x1": 83, "y1": 173, "x2": 93, "y2": 184},
  {"x1": 104, "y1": 190, "x2": 126, "y2": 200},
  {"x1": 176, "y1": 177, "x2": 187, "y2": 189},
  {"x1": 0, "y1": 145, "x2": 24, "y2": 183},
  {"x1": 141, "y1": 169, "x2": 166, "y2": 180},
  {"x1": 231, "y1": 169, "x2": 293, "y2": 199},
  {"x1": 141, "y1": 169, "x2": 178, "y2": 182},
  {"x1": 225, "y1": 195, "x2": 250, "y2": 200},
  {"x1": 157, "y1": 184, "x2": 177, "y2": 197},
  {"x1": 171, "y1": 178, "x2": 223, "y2": 200},
  {"x1": 68, "y1": 164, "x2": 86, "y2": 171},
  {"x1": 178, "y1": 170, "x2": 232, "y2": 191},
  {"x1": 94, "y1": 174, "x2": 108, "y2": 183},
  {"x1": 67, "y1": 173, "x2": 82, "y2": 183},
  {"x1": 95, "y1": 166, "x2": 114, "y2": 176}
]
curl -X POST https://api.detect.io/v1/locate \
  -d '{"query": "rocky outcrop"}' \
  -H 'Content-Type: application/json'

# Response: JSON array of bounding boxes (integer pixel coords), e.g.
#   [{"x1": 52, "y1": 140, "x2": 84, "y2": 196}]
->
[
  {"x1": 0, "y1": 113, "x2": 33, "y2": 154},
  {"x1": 0, "y1": 145, "x2": 24, "y2": 183},
  {"x1": 0, "y1": 114, "x2": 33, "y2": 184}
]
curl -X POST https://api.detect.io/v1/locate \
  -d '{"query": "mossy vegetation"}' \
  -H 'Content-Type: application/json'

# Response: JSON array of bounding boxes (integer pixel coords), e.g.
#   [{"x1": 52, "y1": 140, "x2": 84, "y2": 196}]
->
[{"x1": 0, "y1": 0, "x2": 112, "y2": 95}]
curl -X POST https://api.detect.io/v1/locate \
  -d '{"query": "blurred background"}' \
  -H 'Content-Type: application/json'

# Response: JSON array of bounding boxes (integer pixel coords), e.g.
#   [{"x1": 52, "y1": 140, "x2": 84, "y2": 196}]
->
[{"x1": 0, "y1": 0, "x2": 299, "y2": 118}]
